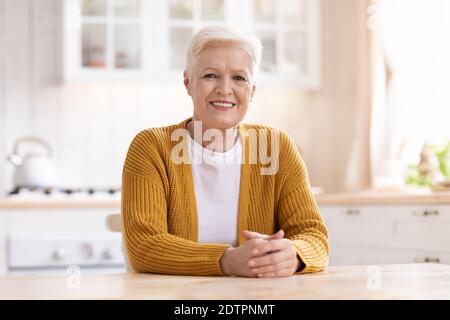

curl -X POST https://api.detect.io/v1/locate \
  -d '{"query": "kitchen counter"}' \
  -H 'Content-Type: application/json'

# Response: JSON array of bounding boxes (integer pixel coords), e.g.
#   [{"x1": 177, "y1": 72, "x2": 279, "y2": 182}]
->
[
  {"x1": 315, "y1": 190, "x2": 450, "y2": 205},
  {"x1": 0, "y1": 264, "x2": 449, "y2": 299},
  {"x1": 1, "y1": 190, "x2": 450, "y2": 209},
  {"x1": 0, "y1": 199, "x2": 120, "y2": 208}
]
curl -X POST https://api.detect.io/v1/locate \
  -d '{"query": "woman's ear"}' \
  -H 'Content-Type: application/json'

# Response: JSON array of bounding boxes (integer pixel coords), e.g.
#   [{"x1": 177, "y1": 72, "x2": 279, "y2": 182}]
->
[
  {"x1": 250, "y1": 84, "x2": 256, "y2": 101},
  {"x1": 183, "y1": 71, "x2": 191, "y2": 96}
]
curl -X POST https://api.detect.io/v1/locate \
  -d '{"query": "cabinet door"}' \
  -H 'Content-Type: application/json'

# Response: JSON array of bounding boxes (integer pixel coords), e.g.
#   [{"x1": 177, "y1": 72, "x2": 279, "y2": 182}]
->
[
  {"x1": 320, "y1": 204, "x2": 450, "y2": 266},
  {"x1": 320, "y1": 205, "x2": 392, "y2": 248},
  {"x1": 0, "y1": 212, "x2": 8, "y2": 276},
  {"x1": 330, "y1": 247, "x2": 450, "y2": 266},
  {"x1": 388, "y1": 205, "x2": 450, "y2": 252},
  {"x1": 328, "y1": 246, "x2": 393, "y2": 266},
  {"x1": 389, "y1": 249, "x2": 450, "y2": 264},
  {"x1": 8, "y1": 208, "x2": 117, "y2": 235},
  {"x1": 64, "y1": 0, "x2": 145, "y2": 81}
]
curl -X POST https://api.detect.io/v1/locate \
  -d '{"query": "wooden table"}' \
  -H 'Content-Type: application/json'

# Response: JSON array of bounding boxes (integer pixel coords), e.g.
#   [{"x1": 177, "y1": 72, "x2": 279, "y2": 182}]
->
[{"x1": 0, "y1": 264, "x2": 449, "y2": 299}]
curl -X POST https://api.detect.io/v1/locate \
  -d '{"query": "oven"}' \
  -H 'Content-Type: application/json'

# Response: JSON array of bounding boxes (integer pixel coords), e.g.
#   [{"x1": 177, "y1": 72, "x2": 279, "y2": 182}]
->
[
  {"x1": 8, "y1": 234, "x2": 125, "y2": 275},
  {"x1": 2, "y1": 187, "x2": 125, "y2": 276}
]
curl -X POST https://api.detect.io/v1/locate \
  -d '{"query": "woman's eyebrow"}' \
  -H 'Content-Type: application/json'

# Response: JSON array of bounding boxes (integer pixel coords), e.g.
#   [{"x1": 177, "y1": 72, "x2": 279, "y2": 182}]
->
[
  {"x1": 201, "y1": 67, "x2": 249, "y2": 75},
  {"x1": 232, "y1": 69, "x2": 250, "y2": 75},
  {"x1": 201, "y1": 67, "x2": 219, "y2": 72}
]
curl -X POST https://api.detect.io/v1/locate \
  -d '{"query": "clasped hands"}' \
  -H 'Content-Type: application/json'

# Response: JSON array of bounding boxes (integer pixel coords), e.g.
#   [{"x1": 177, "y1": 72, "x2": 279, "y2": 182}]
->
[{"x1": 220, "y1": 229, "x2": 303, "y2": 278}]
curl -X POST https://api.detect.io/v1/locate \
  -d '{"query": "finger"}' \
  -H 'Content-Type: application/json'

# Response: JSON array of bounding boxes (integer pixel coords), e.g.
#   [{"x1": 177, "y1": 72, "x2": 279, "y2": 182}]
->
[
  {"x1": 257, "y1": 266, "x2": 295, "y2": 278},
  {"x1": 248, "y1": 249, "x2": 293, "y2": 268},
  {"x1": 242, "y1": 230, "x2": 270, "y2": 240},
  {"x1": 265, "y1": 229, "x2": 284, "y2": 240},
  {"x1": 251, "y1": 239, "x2": 291, "y2": 257},
  {"x1": 251, "y1": 258, "x2": 294, "y2": 274},
  {"x1": 243, "y1": 229, "x2": 283, "y2": 241}
]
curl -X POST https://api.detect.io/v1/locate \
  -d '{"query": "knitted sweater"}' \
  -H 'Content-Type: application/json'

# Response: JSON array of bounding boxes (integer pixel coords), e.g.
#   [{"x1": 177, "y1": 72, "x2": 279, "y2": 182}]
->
[{"x1": 121, "y1": 117, "x2": 329, "y2": 276}]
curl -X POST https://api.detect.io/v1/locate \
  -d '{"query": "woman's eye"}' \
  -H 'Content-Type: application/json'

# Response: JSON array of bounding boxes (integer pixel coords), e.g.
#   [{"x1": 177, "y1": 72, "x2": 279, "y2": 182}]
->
[
  {"x1": 233, "y1": 75, "x2": 246, "y2": 81},
  {"x1": 204, "y1": 74, "x2": 216, "y2": 79}
]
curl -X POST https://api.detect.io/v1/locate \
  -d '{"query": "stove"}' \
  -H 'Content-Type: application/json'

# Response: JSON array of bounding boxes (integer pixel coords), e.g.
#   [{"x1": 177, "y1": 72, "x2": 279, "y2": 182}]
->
[
  {"x1": 8, "y1": 234, "x2": 125, "y2": 275},
  {"x1": 6, "y1": 186, "x2": 121, "y2": 200},
  {"x1": 3, "y1": 186, "x2": 125, "y2": 276}
]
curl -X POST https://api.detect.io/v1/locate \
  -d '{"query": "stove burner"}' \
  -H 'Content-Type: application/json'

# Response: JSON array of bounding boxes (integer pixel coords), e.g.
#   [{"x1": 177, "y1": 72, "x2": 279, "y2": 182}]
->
[
  {"x1": 7, "y1": 186, "x2": 121, "y2": 197},
  {"x1": 8, "y1": 187, "x2": 20, "y2": 196}
]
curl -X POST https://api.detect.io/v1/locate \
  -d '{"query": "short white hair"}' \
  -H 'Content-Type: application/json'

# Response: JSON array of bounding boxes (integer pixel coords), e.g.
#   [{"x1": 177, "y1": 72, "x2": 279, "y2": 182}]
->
[{"x1": 185, "y1": 25, "x2": 263, "y2": 82}]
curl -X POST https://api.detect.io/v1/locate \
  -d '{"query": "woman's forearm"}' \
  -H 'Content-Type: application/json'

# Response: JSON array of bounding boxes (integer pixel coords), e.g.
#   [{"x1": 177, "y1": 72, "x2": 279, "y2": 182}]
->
[{"x1": 125, "y1": 233, "x2": 230, "y2": 276}]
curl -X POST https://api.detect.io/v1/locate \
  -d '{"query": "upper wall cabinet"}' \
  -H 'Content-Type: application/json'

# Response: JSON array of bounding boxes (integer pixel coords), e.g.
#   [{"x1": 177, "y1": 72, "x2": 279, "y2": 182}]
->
[{"x1": 64, "y1": 0, "x2": 321, "y2": 88}]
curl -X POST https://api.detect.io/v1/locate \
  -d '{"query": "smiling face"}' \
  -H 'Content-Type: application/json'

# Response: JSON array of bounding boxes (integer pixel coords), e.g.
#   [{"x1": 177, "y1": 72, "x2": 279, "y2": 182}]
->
[{"x1": 184, "y1": 43, "x2": 256, "y2": 131}]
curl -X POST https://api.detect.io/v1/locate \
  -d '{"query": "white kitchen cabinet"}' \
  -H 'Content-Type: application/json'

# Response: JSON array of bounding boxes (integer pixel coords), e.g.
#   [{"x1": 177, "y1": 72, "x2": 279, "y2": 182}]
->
[
  {"x1": 319, "y1": 204, "x2": 450, "y2": 266},
  {"x1": 389, "y1": 249, "x2": 450, "y2": 265},
  {"x1": 322, "y1": 206, "x2": 392, "y2": 248},
  {"x1": 330, "y1": 246, "x2": 450, "y2": 266},
  {"x1": 389, "y1": 206, "x2": 450, "y2": 252},
  {"x1": 63, "y1": 0, "x2": 322, "y2": 87},
  {"x1": 0, "y1": 213, "x2": 8, "y2": 276},
  {"x1": 329, "y1": 246, "x2": 394, "y2": 266},
  {"x1": 64, "y1": 0, "x2": 151, "y2": 82}
]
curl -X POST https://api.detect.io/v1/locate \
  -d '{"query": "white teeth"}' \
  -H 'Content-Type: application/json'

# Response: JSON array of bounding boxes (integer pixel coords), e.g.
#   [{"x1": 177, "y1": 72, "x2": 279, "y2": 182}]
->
[{"x1": 211, "y1": 101, "x2": 234, "y2": 108}]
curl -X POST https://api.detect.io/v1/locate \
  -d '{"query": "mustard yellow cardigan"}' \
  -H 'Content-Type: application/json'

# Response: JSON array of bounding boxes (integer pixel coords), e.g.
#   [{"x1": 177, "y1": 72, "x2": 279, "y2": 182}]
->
[{"x1": 121, "y1": 117, "x2": 329, "y2": 276}]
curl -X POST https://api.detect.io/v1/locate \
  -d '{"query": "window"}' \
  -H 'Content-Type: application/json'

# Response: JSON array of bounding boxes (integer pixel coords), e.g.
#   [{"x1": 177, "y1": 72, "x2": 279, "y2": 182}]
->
[
  {"x1": 64, "y1": 0, "x2": 143, "y2": 81},
  {"x1": 64, "y1": 0, "x2": 321, "y2": 87},
  {"x1": 253, "y1": 0, "x2": 310, "y2": 75},
  {"x1": 167, "y1": 0, "x2": 226, "y2": 70},
  {"x1": 370, "y1": 0, "x2": 450, "y2": 186}
]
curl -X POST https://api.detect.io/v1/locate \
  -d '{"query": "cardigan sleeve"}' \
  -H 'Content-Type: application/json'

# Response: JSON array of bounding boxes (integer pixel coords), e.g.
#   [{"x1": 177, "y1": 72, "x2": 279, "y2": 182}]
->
[
  {"x1": 276, "y1": 131, "x2": 330, "y2": 274},
  {"x1": 121, "y1": 131, "x2": 230, "y2": 276}
]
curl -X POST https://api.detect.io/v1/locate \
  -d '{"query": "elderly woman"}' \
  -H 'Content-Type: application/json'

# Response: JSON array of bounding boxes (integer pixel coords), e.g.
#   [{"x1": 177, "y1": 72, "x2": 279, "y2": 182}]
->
[{"x1": 121, "y1": 26, "x2": 329, "y2": 278}]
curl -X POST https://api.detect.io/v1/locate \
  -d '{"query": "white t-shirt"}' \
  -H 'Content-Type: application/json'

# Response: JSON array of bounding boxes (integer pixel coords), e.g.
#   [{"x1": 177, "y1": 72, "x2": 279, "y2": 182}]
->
[{"x1": 186, "y1": 132, "x2": 242, "y2": 247}]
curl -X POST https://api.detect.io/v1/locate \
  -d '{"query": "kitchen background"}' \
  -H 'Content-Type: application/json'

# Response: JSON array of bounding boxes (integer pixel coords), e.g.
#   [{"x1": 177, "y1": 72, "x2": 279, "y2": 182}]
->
[
  {"x1": 0, "y1": 0, "x2": 449, "y2": 276},
  {"x1": 0, "y1": 0, "x2": 373, "y2": 196}
]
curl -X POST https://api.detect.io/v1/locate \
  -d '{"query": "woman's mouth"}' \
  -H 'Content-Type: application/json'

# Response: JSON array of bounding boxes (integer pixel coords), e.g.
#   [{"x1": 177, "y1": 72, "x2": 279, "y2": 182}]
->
[{"x1": 210, "y1": 101, "x2": 236, "y2": 111}]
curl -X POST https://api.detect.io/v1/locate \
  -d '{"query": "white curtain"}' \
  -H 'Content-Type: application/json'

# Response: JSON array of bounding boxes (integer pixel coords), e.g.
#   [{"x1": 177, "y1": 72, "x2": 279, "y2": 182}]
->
[{"x1": 370, "y1": 0, "x2": 450, "y2": 185}]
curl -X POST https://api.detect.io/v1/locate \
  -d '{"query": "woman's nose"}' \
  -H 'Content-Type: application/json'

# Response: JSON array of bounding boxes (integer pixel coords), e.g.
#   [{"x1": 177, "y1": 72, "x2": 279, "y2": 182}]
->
[{"x1": 215, "y1": 78, "x2": 233, "y2": 96}]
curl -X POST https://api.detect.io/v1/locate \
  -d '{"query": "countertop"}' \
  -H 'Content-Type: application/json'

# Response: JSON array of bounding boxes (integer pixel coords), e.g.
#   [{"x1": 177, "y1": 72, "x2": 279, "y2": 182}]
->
[
  {"x1": 1, "y1": 190, "x2": 450, "y2": 208},
  {"x1": 1, "y1": 264, "x2": 449, "y2": 299},
  {"x1": 0, "y1": 199, "x2": 120, "y2": 208},
  {"x1": 315, "y1": 190, "x2": 450, "y2": 205}
]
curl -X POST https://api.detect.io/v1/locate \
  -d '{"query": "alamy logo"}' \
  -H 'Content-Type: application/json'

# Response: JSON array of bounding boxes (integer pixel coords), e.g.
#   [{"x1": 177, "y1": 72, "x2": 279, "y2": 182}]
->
[
  {"x1": 170, "y1": 121, "x2": 280, "y2": 175},
  {"x1": 366, "y1": 265, "x2": 381, "y2": 290},
  {"x1": 66, "y1": 264, "x2": 81, "y2": 290}
]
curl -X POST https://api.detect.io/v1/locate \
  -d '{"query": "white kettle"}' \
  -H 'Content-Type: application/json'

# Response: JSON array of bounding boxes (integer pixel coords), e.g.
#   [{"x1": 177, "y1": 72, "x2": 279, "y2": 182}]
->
[{"x1": 7, "y1": 136, "x2": 58, "y2": 188}]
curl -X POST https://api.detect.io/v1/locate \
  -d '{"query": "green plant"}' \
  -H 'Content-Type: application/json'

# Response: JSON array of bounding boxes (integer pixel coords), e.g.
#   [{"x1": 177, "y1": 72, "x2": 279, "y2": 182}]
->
[
  {"x1": 429, "y1": 141, "x2": 450, "y2": 179},
  {"x1": 405, "y1": 140, "x2": 450, "y2": 187},
  {"x1": 405, "y1": 164, "x2": 433, "y2": 187}
]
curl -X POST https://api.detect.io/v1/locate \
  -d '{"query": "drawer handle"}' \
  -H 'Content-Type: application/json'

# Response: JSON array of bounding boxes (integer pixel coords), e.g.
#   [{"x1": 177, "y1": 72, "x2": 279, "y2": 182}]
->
[
  {"x1": 413, "y1": 209, "x2": 439, "y2": 217},
  {"x1": 414, "y1": 257, "x2": 441, "y2": 263},
  {"x1": 346, "y1": 209, "x2": 361, "y2": 215}
]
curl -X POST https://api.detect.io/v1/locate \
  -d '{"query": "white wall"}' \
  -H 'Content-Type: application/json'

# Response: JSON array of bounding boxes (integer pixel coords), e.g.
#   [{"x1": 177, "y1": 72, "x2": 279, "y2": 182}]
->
[{"x1": 0, "y1": 0, "x2": 5, "y2": 196}]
